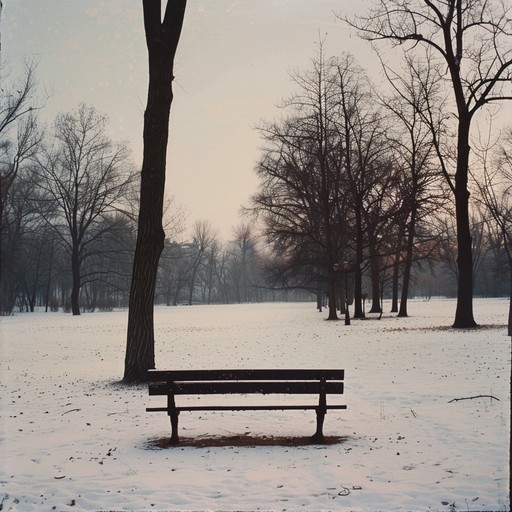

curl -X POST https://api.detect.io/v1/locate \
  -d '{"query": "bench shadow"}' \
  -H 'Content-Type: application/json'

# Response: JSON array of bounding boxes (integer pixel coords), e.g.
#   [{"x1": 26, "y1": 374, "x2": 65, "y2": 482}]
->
[{"x1": 145, "y1": 434, "x2": 349, "y2": 449}]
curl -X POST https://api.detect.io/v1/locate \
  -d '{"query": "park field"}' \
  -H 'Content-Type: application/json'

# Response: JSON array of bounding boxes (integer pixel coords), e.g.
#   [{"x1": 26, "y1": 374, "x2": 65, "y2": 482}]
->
[{"x1": 1, "y1": 298, "x2": 510, "y2": 511}]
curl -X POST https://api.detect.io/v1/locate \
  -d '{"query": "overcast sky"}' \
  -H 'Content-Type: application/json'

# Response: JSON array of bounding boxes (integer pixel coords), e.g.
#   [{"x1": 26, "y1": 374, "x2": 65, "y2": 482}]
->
[{"x1": 3, "y1": 1, "x2": 400, "y2": 240}]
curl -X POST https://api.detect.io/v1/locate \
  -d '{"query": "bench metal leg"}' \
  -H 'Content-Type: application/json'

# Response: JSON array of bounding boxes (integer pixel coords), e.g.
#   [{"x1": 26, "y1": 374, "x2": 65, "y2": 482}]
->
[
  {"x1": 169, "y1": 410, "x2": 180, "y2": 444},
  {"x1": 167, "y1": 391, "x2": 180, "y2": 444},
  {"x1": 312, "y1": 378, "x2": 326, "y2": 442},
  {"x1": 312, "y1": 408, "x2": 325, "y2": 442}
]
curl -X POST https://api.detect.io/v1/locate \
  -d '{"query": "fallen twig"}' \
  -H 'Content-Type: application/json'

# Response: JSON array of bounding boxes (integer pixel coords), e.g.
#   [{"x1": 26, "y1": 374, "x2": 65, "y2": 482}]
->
[
  {"x1": 448, "y1": 395, "x2": 499, "y2": 403},
  {"x1": 62, "y1": 408, "x2": 81, "y2": 415}
]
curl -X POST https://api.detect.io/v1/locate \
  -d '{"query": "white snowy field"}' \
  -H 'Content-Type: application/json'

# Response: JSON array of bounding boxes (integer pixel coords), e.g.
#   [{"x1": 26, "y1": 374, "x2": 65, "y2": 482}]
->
[{"x1": 0, "y1": 298, "x2": 510, "y2": 512}]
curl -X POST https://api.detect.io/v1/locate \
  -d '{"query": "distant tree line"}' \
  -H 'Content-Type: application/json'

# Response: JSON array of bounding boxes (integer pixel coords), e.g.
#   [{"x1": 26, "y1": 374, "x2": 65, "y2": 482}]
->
[
  {"x1": 2, "y1": 51, "x2": 511, "y2": 317},
  {"x1": 0, "y1": 67, "x2": 301, "y2": 314}
]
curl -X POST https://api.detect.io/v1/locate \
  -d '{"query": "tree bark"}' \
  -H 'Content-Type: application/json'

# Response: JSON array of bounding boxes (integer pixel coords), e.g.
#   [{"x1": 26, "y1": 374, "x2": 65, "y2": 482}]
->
[
  {"x1": 398, "y1": 208, "x2": 417, "y2": 318},
  {"x1": 352, "y1": 208, "x2": 365, "y2": 318},
  {"x1": 452, "y1": 118, "x2": 477, "y2": 328},
  {"x1": 368, "y1": 234, "x2": 381, "y2": 313},
  {"x1": 124, "y1": 0, "x2": 187, "y2": 383},
  {"x1": 391, "y1": 253, "x2": 400, "y2": 313},
  {"x1": 327, "y1": 270, "x2": 338, "y2": 320}
]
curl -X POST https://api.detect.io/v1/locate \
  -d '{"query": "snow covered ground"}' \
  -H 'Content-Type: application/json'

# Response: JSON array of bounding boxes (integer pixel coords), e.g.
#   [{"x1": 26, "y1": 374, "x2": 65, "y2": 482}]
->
[{"x1": 1, "y1": 298, "x2": 510, "y2": 511}]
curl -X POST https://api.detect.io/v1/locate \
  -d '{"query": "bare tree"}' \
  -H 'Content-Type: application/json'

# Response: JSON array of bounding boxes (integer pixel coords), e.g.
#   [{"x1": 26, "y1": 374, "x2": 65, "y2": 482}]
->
[
  {"x1": 34, "y1": 104, "x2": 135, "y2": 315},
  {"x1": 187, "y1": 220, "x2": 217, "y2": 305},
  {"x1": 474, "y1": 127, "x2": 512, "y2": 334},
  {"x1": 0, "y1": 62, "x2": 44, "y2": 252},
  {"x1": 378, "y1": 55, "x2": 448, "y2": 316},
  {"x1": 252, "y1": 49, "x2": 408, "y2": 319},
  {"x1": 201, "y1": 238, "x2": 221, "y2": 304},
  {"x1": 332, "y1": 53, "x2": 394, "y2": 317},
  {"x1": 227, "y1": 223, "x2": 260, "y2": 303},
  {"x1": 124, "y1": 0, "x2": 187, "y2": 382},
  {"x1": 252, "y1": 45, "x2": 348, "y2": 320},
  {"x1": 155, "y1": 197, "x2": 187, "y2": 305},
  {"x1": 0, "y1": 171, "x2": 42, "y2": 313},
  {"x1": 345, "y1": 0, "x2": 512, "y2": 326},
  {"x1": 80, "y1": 212, "x2": 137, "y2": 311}
]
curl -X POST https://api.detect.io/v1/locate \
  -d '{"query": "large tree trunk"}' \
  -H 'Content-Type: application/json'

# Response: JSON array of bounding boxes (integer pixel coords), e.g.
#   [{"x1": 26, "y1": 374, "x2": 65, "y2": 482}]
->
[
  {"x1": 353, "y1": 263, "x2": 363, "y2": 318},
  {"x1": 44, "y1": 240, "x2": 54, "y2": 313},
  {"x1": 327, "y1": 270, "x2": 338, "y2": 320},
  {"x1": 398, "y1": 209, "x2": 416, "y2": 318},
  {"x1": 369, "y1": 258, "x2": 381, "y2": 313},
  {"x1": 124, "y1": 0, "x2": 186, "y2": 383},
  {"x1": 368, "y1": 234, "x2": 381, "y2": 314},
  {"x1": 453, "y1": 118, "x2": 477, "y2": 328},
  {"x1": 391, "y1": 253, "x2": 400, "y2": 314},
  {"x1": 352, "y1": 208, "x2": 365, "y2": 318}
]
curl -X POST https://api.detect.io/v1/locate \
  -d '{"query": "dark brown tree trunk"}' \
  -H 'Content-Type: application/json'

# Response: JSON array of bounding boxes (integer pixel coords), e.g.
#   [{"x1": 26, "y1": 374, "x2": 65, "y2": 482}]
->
[
  {"x1": 327, "y1": 270, "x2": 338, "y2": 320},
  {"x1": 453, "y1": 118, "x2": 477, "y2": 328},
  {"x1": 398, "y1": 209, "x2": 417, "y2": 317},
  {"x1": 369, "y1": 261, "x2": 381, "y2": 313},
  {"x1": 368, "y1": 235, "x2": 381, "y2": 313},
  {"x1": 44, "y1": 239, "x2": 54, "y2": 313},
  {"x1": 391, "y1": 253, "x2": 400, "y2": 313},
  {"x1": 446, "y1": 12, "x2": 477, "y2": 328},
  {"x1": 124, "y1": 0, "x2": 187, "y2": 383},
  {"x1": 397, "y1": 261, "x2": 411, "y2": 317},
  {"x1": 353, "y1": 263, "x2": 363, "y2": 318},
  {"x1": 352, "y1": 209, "x2": 365, "y2": 318},
  {"x1": 27, "y1": 250, "x2": 42, "y2": 313}
]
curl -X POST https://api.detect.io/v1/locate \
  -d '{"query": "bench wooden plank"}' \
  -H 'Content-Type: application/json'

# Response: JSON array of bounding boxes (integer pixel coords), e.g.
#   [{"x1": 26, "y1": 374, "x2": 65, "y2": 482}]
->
[
  {"x1": 149, "y1": 381, "x2": 343, "y2": 395},
  {"x1": 147, "y1": 404, "x2": 348, "y2": 412},
  {"x1": 147, "y1": 369, "x2": 344, "y2": 381}
]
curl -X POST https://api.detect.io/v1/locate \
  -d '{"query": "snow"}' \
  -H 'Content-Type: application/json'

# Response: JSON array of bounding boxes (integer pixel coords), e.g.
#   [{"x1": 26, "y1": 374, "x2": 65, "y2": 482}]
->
[{"x1": 1, "y1": 298, "x2": 510, "y2": 511}]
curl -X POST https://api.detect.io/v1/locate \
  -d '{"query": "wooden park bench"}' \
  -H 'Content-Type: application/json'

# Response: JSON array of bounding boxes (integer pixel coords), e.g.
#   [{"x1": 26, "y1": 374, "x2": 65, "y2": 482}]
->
[{"x1": 146, "y1": 369, "x2": 346, "y2": 444}]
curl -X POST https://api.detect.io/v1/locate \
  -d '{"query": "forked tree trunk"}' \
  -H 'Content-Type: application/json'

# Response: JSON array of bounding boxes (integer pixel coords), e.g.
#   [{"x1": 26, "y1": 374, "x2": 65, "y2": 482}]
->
[{"x1": 124, "y1": 0, "x2": 186, "y2": 383}]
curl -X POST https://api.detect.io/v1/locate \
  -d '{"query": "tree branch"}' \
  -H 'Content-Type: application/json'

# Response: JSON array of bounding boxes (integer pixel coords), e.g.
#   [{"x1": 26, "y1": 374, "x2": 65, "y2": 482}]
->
[{"x1": 448, "y1": 394, "x2": 500, "y2": 403}]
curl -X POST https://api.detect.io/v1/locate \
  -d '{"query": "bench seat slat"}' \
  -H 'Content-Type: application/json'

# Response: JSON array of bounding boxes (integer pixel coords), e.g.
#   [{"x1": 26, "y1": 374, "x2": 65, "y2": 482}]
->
[
  {"x1": 147, "y1": 369, "x2": 344, "y2": 382},
  {"x1": 149, "y1": 381, "x2": 344, "y2": 396},
  {"x1": 147, "y1": 404, "x2": 347, "y2": 412}
]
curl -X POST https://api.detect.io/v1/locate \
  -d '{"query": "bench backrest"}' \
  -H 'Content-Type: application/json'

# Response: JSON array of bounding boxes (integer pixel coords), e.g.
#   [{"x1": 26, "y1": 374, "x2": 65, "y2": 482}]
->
[{"x1": 148, "y1": 369, "x2": 344, "y2": 396}]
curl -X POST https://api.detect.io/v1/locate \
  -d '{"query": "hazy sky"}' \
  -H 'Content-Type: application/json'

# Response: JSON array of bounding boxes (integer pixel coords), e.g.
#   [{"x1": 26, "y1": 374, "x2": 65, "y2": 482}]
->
[{"x1": 3, "y1": 1, "x2": 388, "y2": 240}]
